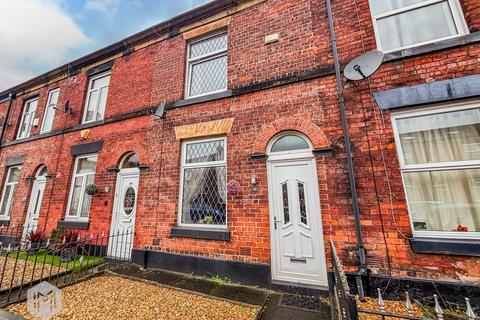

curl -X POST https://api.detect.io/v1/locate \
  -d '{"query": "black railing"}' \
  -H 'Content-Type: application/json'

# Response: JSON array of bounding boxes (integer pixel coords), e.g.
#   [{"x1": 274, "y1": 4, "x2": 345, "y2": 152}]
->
[
  {"x1": 0, "y1": 228, "x2": 134, "y2": 306},
  {"x1": 329, "y1": 238, "x2": 478, "y2": 320},
  {"x1": 330, "y1": 237, "x2": 358, "y2": 320}
]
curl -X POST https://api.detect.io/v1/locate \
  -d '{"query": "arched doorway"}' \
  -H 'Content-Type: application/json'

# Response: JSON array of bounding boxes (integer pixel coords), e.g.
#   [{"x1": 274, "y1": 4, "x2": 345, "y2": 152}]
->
[
  {"x1": 108, "y1": 153, "x2": 140, "y2": 259},
  {"x1": 24, "y1": 166, "x2": 48, "y2": 238},
  {"x1": 267, "y1": 132, "x2": 327, "y2": 287}
]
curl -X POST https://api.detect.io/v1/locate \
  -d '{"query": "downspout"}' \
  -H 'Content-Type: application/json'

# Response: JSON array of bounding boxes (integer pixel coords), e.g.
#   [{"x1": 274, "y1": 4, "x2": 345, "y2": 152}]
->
[
  {"x1": 325, "y1": 0, "x2": 366, "y2": 298},
  {"x1": 0, "y1": 92, "x2": 16, "y2": 146}
]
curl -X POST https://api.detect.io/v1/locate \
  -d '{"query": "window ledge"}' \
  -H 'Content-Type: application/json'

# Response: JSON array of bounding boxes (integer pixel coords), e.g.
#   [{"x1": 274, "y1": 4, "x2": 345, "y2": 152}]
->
[
  {"x1": 171, "y1": 226, "x2": 230, "y2": 241},
  {"x1": 171, "y1": 90, "x2": 232, "y2": 109},
  {"x1": 410, "y1": 237, "x2": 480, "y2": 257},
  {"x1": 384, "y1": 32, "x2": 480, "y2": 62},
  {"x1": 57, "y1": 220, "x2": 90, "y2": 230}
]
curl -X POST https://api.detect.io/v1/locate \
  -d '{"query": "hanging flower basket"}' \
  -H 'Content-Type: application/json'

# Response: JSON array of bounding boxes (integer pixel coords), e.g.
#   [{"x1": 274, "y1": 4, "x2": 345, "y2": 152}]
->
[
  {"x1": 227, "y1": 180, "x2": 241, "y2": 196},
  {"x1": 85, "y1": 184, "x2": 99, "y2": 196}
]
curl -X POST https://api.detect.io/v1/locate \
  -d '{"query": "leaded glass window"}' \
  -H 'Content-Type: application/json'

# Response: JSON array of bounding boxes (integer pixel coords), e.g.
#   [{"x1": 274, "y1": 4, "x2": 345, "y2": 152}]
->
[
  {"x1": 180, "y1": 138, "x2": 227, "y2": 226},
  {"x1": 282, "y1": 182, "x2": 290, "y2": 224},
  {"x1": 186, "y1": 32, "x2": 228, "y2": 98}
]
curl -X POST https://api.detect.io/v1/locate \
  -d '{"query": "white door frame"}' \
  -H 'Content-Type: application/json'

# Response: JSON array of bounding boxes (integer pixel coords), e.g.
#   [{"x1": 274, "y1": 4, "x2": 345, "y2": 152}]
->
[
  {"x1": 23, "y1": 175, "x2": 46, "y2": 238},
  {"x1": 108, "y1": 168, "x2": 139, "y2": 259},
  {"x1": 267, "y1": 148, "x2": 328, "y2": 288}
]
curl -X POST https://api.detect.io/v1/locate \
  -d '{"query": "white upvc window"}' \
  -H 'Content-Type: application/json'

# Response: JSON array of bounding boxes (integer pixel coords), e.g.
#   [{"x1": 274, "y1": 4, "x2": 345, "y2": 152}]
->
[
  {"x1": 369, "y1": 0, "x2": 468, "y2": 52},
  {"x1": 178, "y1": 137, "x2": 227, "y2": 228},
  {"x1": 40, "y1": 88, "x2": 60, "y2": 133},
  {"x1": 66, "y1": 154, "x2": 98, "y2": 221},
  {"x1": 83, "y1": 72, "x2": 110, "y2": 124},
  {"x1": 392, "y1": 101, "x2": 480, "y2": 239},
  {"x1": 186, "y1": 31, "x2": 228, "y2": 99},
  {"x1": 17, "y1": 98, "x2": 38, "y2": 139},
  {"x1": 0, "y1": 166, "x2": 21, "y2": 219}
]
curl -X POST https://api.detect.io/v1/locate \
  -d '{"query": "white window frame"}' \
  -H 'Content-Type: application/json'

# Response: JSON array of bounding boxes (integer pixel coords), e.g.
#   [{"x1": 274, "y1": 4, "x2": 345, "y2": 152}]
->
[
  {"x1": 369, "y1": 0, "x2": 469, "y2": 53},
  {"x1": 177, "y1": 136, "x2": 228, "y2": 229},
  {"x1": 0, "y1": 166, "x2": 22, "y2": 220},
  {"x1": 65, "y1": 154, "x2": 98, "y2": 221},
  {"x1": 185, "y1": 31, "x2": 228, "y2": 99},
  {"x1": 391, "y1": 100, "x2": 480, "y2": 239},
  {"x1": 40, "y1": 88, "x2": 60, "y2": 133},
  {"x1": 17, "y1": 97, "x2": 38, "y2": 139},
  {"x1": 82, "y1": 72, "x2": 110, "y2": 124}
]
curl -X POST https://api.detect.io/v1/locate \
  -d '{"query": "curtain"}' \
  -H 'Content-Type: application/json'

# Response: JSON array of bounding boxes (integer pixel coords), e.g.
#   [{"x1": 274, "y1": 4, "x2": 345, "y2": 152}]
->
[{"x1": 399, "y1": 112, "x2": 480, "y2": 232}]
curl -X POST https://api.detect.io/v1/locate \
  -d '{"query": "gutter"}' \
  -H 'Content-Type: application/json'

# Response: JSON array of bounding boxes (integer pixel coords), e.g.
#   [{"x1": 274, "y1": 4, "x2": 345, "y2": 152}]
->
[
  {"x1": 0, "y1": 92, "x2": 15, "y2": 145},
  {"x1": 325, "y1": 0, "x2": 366, "y2": 299}
]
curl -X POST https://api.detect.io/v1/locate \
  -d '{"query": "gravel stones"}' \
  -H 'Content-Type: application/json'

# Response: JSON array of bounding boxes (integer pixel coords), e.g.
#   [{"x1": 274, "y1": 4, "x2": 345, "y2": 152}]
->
[{"x1": 7, "y1": 274, "x2": 260, "y2": 320}]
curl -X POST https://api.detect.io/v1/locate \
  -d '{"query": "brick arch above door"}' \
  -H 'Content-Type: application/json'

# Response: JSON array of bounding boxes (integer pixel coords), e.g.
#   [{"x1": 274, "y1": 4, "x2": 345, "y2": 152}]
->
[{"x1": 253, "y1": 117, "x2": 330, "y2": 153}]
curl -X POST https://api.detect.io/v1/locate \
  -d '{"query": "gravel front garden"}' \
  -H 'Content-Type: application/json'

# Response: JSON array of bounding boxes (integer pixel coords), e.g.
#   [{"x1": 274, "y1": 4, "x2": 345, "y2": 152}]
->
[
  {"x1": 0, "y1": 256, "x2": 67, "y2": 291},
  {"x1": 7, "y1": 274, "x2": 261, "y2": 320}
]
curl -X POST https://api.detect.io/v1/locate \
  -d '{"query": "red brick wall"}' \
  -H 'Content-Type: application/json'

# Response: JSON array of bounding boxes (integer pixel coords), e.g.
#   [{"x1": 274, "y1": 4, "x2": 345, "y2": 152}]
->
[{"x1": 0, "y1": 0, "x2": 479, "y2": 282}]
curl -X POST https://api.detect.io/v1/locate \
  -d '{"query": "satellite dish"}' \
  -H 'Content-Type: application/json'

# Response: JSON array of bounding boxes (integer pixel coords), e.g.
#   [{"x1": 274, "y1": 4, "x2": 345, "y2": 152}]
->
[{"x1": 344, "y1": 50, "x2": 384, "y2": 81}]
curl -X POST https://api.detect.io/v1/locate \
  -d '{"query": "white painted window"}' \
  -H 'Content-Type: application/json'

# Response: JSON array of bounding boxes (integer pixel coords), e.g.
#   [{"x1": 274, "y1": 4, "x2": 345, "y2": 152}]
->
[
  {"x1": 178, "y1": 137, "x2": 227, "y2": 227},
  {"x1": 83, "y1": 72, "x2": 110, "y2": 123},
  {"x1": 369, "y1": 0, "x2": 468, "y2": 52},
  {"x1": 17, "y1": 98, "x2": 38, "y2": 139},
  {"x1": 40, "y1": 89, "x2": 60, "y2": 133},
  {"x1": 66, "y1": 154, "x2": 98, "y2": 220},
  {"x1": 0, "y1": 166, "x2": 21, "y2": 219},
  {"x1": 186, "y1": 32, "x2": 228, "y2": 98},
  {"x1": 392, "y1": 101, "x2": 480, "y2": 239}
]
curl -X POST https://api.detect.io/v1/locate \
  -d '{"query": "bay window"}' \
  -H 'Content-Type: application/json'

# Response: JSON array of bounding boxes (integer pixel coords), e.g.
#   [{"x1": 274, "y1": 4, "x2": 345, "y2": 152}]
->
[
  {"x1": 186, "y1": 32, "x2": 228, "y2": 98},
  {"x1": 179, "y1": 137, "x2": 227, "y2": 227},
  {"x1": 369, "y1": 0, "x2": 468, "y2": 52},
  {"x1": 0, "y1": 166, "x2": 21, "y2": 219},
  {"x1": 17, "y1": 98, "x2": 38, "y2": 139},
  {"x1": 392, "y1": 102, "x2": 480, "y2": 238},
  {"x1": 83, "y1": 72, "x2": 110, "y2": 123},
  {"x1": 66, "y1": 154, "x2": 98, "y2": 220}
]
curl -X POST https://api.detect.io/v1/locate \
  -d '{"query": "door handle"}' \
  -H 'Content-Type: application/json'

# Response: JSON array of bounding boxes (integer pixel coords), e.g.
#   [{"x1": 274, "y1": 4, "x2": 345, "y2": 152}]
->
[{"x1": 274, "y1": 217, "x2": 281, "y2": 230}]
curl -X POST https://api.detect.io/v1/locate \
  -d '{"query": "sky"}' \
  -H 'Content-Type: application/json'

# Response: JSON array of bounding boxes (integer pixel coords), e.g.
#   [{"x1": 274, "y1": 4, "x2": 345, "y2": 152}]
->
[{"x1": 0, "y1": 0, "x2": 211, "y2": 91}]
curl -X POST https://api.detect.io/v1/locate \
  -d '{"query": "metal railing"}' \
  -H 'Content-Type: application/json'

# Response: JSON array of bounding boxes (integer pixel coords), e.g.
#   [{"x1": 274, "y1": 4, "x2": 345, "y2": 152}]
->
[
  {"x1": 0, "y1": 228, "x2": 134, "y2": 306},
  {"x1": 329, "y1": 238, "x2": 478, "y2": 320}
]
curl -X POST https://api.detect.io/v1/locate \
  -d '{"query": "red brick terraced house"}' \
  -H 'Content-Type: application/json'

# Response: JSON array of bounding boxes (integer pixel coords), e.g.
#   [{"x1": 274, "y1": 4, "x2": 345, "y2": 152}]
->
[{"x1": 0, "y1": 0, "x2": 479, "y2": 305}]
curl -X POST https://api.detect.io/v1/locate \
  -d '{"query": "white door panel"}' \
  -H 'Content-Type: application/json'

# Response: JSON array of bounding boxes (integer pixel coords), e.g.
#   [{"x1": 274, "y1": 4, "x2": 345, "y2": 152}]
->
[
  {"x1": 108, "y1": 170, "x2": 139, "y2": 259},
  {"x1": 268, "y1": 159, "x2": 327, "y2": 287}
]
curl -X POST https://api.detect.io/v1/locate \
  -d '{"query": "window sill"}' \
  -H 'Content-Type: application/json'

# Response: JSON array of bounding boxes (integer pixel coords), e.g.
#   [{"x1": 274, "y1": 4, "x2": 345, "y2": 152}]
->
[
  {"x1": 410, "y1": 237, "x2": 480, "y2": 257},
  {"x1": 384, "y1": 31, "x2": 480, "y2": 62},
  {"x1": 171, "y1": 90, "x2": 232, "y2": 109},
  {"x1": 171, "y1": 226, "x2": 231, "y2": 241},
  {"x1": 57, "y1": 220, "x2": 90, "y2": 230}
]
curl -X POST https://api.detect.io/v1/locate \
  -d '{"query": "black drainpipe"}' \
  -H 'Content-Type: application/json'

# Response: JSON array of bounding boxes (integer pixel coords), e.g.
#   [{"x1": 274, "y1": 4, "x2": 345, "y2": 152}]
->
[
  {"x1": 326, "y1": 0, "x2": 366, "y2": 299},
  {"x1": 0, "y1": 92, "x2": 16, "y2": 147}
]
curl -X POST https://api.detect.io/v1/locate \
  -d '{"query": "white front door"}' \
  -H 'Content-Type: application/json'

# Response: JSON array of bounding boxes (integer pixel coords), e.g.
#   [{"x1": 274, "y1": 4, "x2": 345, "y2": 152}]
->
[
  {"x1": 268, "y1": 159, "x2": 327, "y2": 287},
  {"x1": 108, "y1": 170, "x2": 139, "y2": 259},
  {"x1": 24, "y1": 177, "x2": 46, "y2": 238}
]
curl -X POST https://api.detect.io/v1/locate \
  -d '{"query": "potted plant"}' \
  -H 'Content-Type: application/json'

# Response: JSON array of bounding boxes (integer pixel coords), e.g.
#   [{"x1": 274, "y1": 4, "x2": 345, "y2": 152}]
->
[
  {"x1": 85, "y1": 184, "x2": 99, "y2": 196},
  {"x1": 454, "y1": 216, "x2": 468, "y2": 232},
  {"x1": 55, "y1": 229, "x2": 80, "y2": 262},
  {"x1": 26, "y1": 230, "x2": 47, "y2": 254}
]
